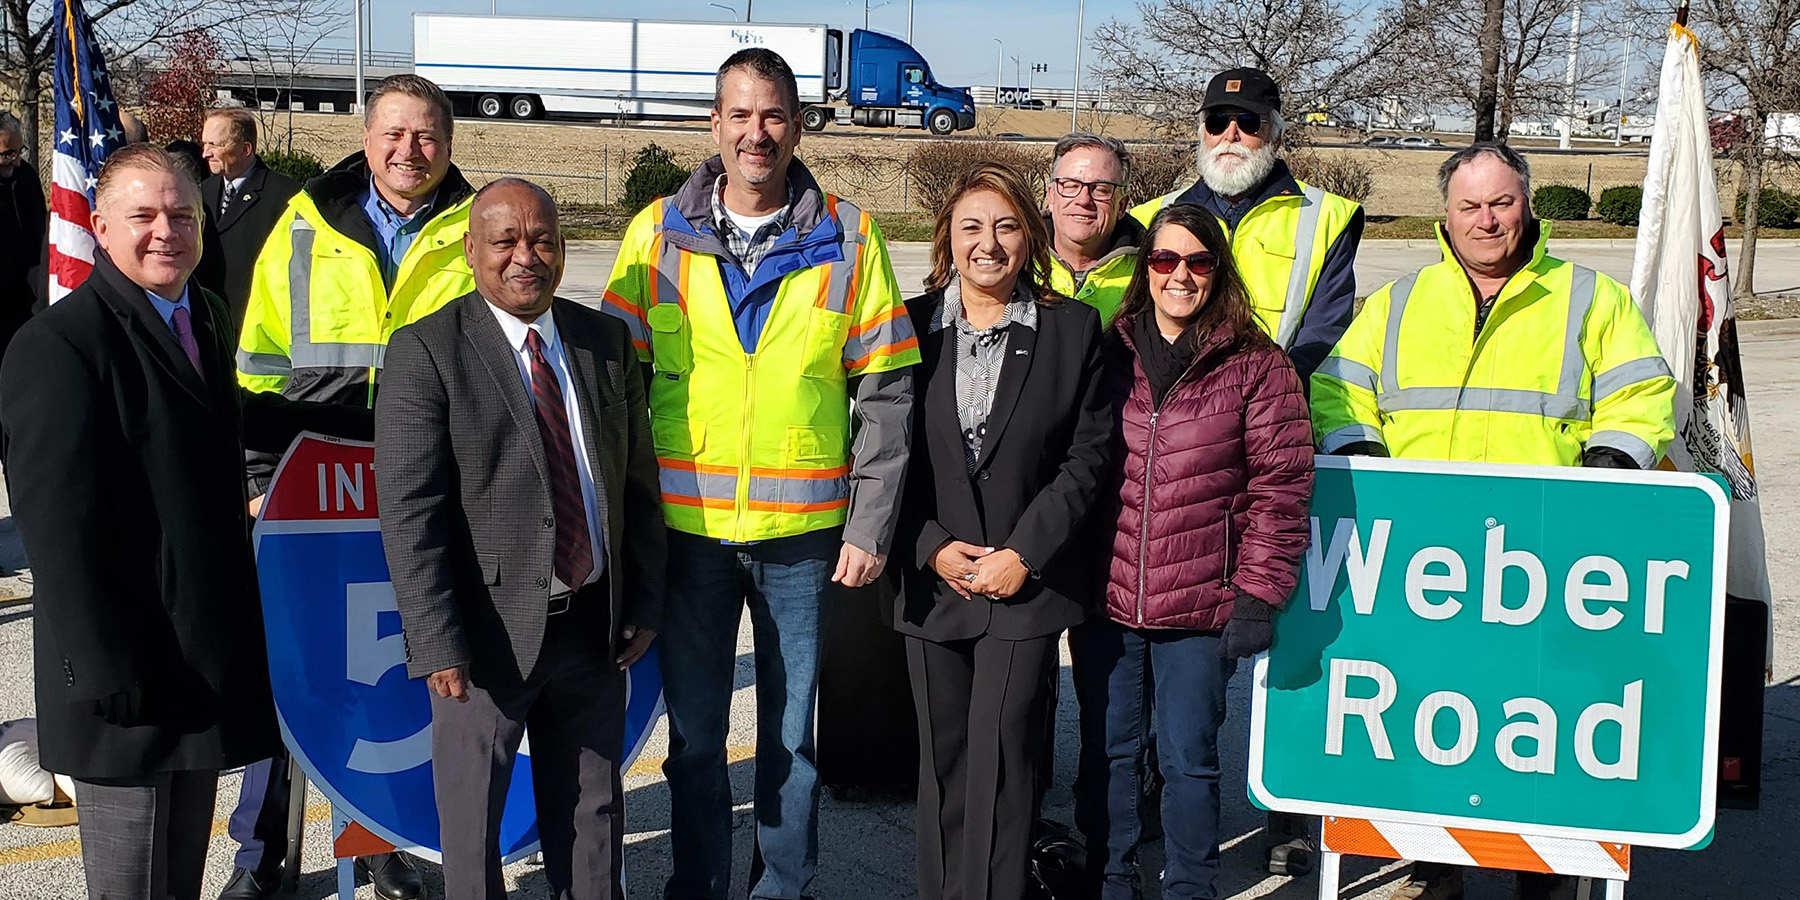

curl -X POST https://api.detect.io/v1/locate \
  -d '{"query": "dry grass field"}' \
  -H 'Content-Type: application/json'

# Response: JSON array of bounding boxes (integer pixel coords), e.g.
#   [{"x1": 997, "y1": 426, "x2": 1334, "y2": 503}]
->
[{"x1": 260, "y1": 111, "x2": 1796, "y2": 226}]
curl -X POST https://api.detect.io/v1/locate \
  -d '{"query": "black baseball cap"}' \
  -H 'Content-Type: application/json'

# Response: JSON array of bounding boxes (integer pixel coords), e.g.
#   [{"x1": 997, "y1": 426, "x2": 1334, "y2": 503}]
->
[{"x1": 1202, "y1": 67, "x2": 1281, "y2": 118}]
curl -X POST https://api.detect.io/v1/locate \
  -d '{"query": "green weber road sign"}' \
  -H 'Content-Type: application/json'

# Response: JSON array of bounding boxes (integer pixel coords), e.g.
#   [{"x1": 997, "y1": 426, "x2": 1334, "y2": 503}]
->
[{"x1": 1249, "y1": 456, "x2": 1728, "y2": 850}]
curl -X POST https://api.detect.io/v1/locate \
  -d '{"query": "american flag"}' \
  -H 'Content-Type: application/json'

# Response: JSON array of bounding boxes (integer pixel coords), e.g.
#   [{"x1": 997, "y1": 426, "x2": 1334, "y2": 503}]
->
[{"x1": 47, "y1": 0, "x2": 126, "y2": 303}]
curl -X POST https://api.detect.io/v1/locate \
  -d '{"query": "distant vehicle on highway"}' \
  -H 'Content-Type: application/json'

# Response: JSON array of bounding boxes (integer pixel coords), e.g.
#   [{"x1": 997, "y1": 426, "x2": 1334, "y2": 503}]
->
[
  {"x1": 1360, "y1": 134, "x2": 1397, "y2": 147},
  {"x1": 1397, "y1": 135, "x2": 1447, "y2": 149},
  {"x1": 1017, "y1": 99, "x2": 1046, "y2": 111},
  {"x1": 996, "y1": 132, "x2": 1028, "y2": 140},
  {"x1": 413, "y1": 16, "x2": 976, "y2": 134}
]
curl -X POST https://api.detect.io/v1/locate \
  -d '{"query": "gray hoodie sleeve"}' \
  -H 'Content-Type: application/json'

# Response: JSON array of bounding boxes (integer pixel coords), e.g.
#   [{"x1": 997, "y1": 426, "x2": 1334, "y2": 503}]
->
[{"x1": 842, "y1": 367, "x2": 915, "y2": 557}]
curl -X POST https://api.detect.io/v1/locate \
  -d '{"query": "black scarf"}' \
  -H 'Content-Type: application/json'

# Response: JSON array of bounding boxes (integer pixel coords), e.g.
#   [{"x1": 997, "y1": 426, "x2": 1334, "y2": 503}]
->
[{"x1": 1132, "y1": 313, "x2": 1197, "y2": 409}]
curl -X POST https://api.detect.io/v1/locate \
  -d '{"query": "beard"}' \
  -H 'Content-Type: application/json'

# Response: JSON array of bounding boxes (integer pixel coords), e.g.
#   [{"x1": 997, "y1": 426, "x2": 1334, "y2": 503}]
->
[{"x1": 1197, "y1": 141, "x2": 1278, "y2": 198}]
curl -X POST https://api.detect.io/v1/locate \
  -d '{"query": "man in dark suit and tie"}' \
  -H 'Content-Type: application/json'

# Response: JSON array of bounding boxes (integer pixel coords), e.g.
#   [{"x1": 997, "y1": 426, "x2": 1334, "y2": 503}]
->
[
  {"x1": 376, "y1": 178, "x2": 665, "y2": 899},
  {"x1": 0, "y1": 144, "x2": 371, "y2": 900},
  {"x1": 199, "y1": 107, "x2": 299, "y2": 331}
]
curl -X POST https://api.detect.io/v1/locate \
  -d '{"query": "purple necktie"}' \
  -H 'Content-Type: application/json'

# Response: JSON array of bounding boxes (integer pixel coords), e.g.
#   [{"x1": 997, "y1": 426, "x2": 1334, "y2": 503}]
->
[
  {"x1": 526, "y1": 330, "x2": 594, "y2": 590},
  {"x1": 169, "y1": 305, "x2": 204, "y2": 376}
]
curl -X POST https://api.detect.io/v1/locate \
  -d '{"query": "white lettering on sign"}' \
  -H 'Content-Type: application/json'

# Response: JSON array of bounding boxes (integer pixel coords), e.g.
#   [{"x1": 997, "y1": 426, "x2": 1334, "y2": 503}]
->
[
  {"x1": 1414, "y1": 690, "x2": 1479, "y2": 766},
  {"x1": 316, "y1": 462, "x2": 371, "y2": 513},
  {"x1": 1644, "y1": 560, "x2": 1688, "y2": 635},
  {"x1": 1575, "y1": 680, "x2": 1643, "y2": 781},
  {"x1": 343, "y1": 581, "x2": 431, "y2": 774},
  {"x1": 1404, "y1": 547, "x2": 1465, "y2": 620},
  {"x1": 1482, "y1": 524, "x2": 1547, "y2": 626},
  {"x1": 1326, "y1": 658, "x2": 1396, "y2": 759},
  {"x1": 1497, "y1": 697, "x2": 1559, "y2": 774},
  {"x1": 1565, "y1": 555, "x2": 1629, "y2": 631},
  {"x1": 1307, "y1": 518, "x2": 1390, "y2": 614}
]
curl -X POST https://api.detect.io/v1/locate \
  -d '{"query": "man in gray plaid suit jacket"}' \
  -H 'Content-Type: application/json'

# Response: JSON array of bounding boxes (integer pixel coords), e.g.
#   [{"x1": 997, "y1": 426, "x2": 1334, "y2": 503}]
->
[{"x1": 375, "y1": 178, "x2": 666, "y2": 899}]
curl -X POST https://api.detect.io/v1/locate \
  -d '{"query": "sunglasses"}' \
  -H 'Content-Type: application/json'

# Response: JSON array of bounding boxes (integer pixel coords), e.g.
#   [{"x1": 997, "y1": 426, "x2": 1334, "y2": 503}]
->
[
  {"x1": 1146, "y1": 250, "x2": 1219, "y2": 275},
  {"x1": 1204, "y1": 112, "x2": 1263, "y2": 136}
]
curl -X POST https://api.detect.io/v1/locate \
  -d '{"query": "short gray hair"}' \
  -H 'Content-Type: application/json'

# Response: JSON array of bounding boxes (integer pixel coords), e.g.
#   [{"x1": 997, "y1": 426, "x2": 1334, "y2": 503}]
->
[
  {"x1": 1438, "y1": 141, "x2": 1532, "y2": 203},
  {"x1": 1052, "y1": 132, "x2": 1132, "y2": 184},
  {"x1": 715, "y1": 48, "x2": 801, "y2": 116},
  {"x1": 0, "y1": 112, "x2": 21, "y2": 142},
  {"x1": 365, "y1": 74, "x2": 455, "y2": 138}
]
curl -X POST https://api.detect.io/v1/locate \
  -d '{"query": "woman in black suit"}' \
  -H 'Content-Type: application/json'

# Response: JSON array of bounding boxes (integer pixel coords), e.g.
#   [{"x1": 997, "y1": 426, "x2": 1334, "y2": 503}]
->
[{"x1": 893, "y1": 162, "x2": 1114, "y2": 900}]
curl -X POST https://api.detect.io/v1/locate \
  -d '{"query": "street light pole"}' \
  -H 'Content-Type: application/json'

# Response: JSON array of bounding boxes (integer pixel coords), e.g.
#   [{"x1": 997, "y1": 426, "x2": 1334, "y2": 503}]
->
[
  {"x1": 1072, "y1": 0, "x2": 1085, "y2": 130},
  {"x1": 1559, "y1": 1, "x2": 1582, "y2": 150},
  {"x1": 1614, "y1": 36, "x2": 1630, "y2": 146},
  {"x1": 907, "y1": 0, "x2": 914, "y2": 42},
  {"x1": 353, "y1": 0, "x2": 365, "y2": 113},
  {"x1": 993, "y1": 38, "x2": 1003, "y2": 109}
]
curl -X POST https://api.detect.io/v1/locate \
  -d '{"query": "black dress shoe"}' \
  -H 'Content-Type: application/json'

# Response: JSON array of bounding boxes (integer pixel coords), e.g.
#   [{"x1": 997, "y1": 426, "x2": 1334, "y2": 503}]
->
[
  {"x1": 355, "y1": 852, "x2": 423, "y2": 900},
  {"x1": 217, "y1": 867, "x2": 279, "y2": 900}
]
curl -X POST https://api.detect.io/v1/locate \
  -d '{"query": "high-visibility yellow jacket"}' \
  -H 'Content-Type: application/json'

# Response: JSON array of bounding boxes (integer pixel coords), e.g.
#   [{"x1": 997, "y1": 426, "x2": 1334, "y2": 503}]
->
[
  {"x1": 236, "y1": 159, "x2": 475, "y2": 409},
  {"x1": 1046, "y1": 213, "x2": 1141, "y2": 326},
  {"x1": 602, "y1": 172, "x2": 920, "y2": 543},
  {"x1": 1310, "y1": 223, "x2": 1676, "y2": 468},
  {"x1": 1131, "y1": 172, "x2": 1360, "y2": 350}
]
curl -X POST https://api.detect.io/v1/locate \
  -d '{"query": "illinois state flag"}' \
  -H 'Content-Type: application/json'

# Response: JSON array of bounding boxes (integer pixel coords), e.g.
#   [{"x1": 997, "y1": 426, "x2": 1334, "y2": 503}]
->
[
  {"x1": 1629, "y1": 26, "x2": 1773, "y2": 635},
  {"x1": 47, "y1": 0, "x2": 127, "y2": 303}
]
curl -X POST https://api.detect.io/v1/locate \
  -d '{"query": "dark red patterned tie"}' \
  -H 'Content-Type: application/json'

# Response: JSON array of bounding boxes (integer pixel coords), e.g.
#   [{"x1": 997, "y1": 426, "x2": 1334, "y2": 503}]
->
[{"x1": 525, "y1": 330, "x2": 594, "y2": 589}]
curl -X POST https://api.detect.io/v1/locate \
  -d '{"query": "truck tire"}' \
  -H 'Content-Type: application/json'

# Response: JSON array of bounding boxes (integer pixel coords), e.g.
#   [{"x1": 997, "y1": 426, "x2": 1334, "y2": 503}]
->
[
  {"x1": 928, "y1": 109, "x2": 956, "y2": 135},
  {"x1": 802, "y1": 106, "x2": 828, "y2": 132},
  {"x1": 509, "y1": 94, "x2": 542, "y2": 119},
  {"x1": 477, "y1": 94, "x2": 505, "y2": 119}
]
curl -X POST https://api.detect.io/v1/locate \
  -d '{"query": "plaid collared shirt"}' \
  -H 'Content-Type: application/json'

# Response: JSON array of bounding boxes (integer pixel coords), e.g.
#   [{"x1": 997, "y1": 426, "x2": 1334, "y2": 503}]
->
[{"x1": 712, "y1": 174, "x2": 794, "y2": 276}]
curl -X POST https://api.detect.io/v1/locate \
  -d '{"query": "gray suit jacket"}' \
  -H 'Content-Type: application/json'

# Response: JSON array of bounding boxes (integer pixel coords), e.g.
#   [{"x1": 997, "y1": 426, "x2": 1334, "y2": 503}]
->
[{"x1": 376, "y1": 292, "x2": 666, "y2": 682}]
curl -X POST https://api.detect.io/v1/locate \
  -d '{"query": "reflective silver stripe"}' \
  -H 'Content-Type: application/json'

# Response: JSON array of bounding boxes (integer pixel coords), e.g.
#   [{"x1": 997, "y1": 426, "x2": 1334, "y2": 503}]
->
[
  {"x1": 1559, "y1": 265, "x2": 1598, "y2": 403},
  {"x1": 1319, "y1": 424, "x2": 1386, "y2": 455},
  {"x1": 1378, "y1": 273, "x2": 1417, "y2": 399},
  {"x1": 1591, "y1": 356, "x2": 1673, "y2": 403},
  {"x1": 1380, "y1": 386, "x2": 1587, "y2": 420},
  {"x1": 1588, "y1": 429, "x2": 1658, "y2": 469},
  {"x1": 651, "y1": 201, "x2": 684, "y2": 309},
  {"x1": 747, "y1": 474, "x2": 851, "y2": 504},
  {"x1": 286, "y1": 219, "x2": 316, "y2": 368},
  {"x1": 291, "y1": 342, "x2": 387, "y2": 370},
  {"x1": 237, "y1": 350, "x2": 292, "y2": 377},
  {"x1": 1313, "y1": 355, "x2": 1378, "y2": 393},
  {"x1": 1275, "y1": 184, "x2": 1326, "y2": 348},
  {"x1": 659, "y1": 466, "x2": 737, "y2": 501},
  {"x1": 821, "y1": 197, "x2": 865, "y2": 315}
]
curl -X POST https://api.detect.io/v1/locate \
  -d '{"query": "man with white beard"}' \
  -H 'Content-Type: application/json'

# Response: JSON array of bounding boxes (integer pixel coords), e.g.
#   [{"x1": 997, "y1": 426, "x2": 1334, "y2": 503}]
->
[
  {"x1": 1127, "y1": 66, "x2": 1361, "y2": 882},
  {"x1": 1131, "y1": 67, "x2": 1363, "y2": 384}
]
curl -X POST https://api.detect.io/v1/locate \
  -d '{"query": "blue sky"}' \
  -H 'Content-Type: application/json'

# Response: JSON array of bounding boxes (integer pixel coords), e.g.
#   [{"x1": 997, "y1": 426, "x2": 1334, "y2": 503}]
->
[{"x1": 345, "y1": 0, "x2": 1125, "y2": 90}]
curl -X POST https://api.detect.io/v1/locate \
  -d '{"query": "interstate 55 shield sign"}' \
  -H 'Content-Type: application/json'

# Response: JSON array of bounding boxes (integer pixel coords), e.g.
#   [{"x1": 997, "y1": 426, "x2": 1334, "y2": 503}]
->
[
  {"x1": 1250, "y1": 457, "x2": 1727, "y2": 849},
  {"x1": 253, "y1": 434, "x2": 665, "y2": 860}
]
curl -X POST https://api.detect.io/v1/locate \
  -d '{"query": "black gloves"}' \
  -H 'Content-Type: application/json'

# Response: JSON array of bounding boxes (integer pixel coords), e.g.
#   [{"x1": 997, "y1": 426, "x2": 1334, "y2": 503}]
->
[
  {"x1": 1332, "y1": 440, "x2": 1389, "y2": 458},
  {"x1": 1581, "y1": 446, "x2": 1639, "y2": 469},
  {"x1": 94, "y1": 687, "x2": 149, "y2": 727},
  {"x1": 1219, "y1": 589, "x2": 1276, "y2": 659}
]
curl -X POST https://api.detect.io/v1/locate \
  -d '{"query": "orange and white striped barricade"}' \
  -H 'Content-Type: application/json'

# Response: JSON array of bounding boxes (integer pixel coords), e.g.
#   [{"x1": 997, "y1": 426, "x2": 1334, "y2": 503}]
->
[{"x1": 1316, "y1": 815, "x2": 1630, "y2": 900}]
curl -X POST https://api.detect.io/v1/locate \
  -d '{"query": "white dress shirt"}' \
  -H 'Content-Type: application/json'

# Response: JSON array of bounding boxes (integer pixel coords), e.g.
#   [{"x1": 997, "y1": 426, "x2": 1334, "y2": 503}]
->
[{"x1": 485, "y1": 299, "x2": 606, "y2": 592}]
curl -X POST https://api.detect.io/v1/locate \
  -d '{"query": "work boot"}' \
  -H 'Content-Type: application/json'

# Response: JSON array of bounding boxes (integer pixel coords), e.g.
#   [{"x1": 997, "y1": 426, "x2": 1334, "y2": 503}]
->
[
  {"x1": 1264, "y1": 811, "x2": 1316, "y2": 877},
  {"x1": 1515, "y1": 872, "x2": 1579, "y2": 900},
  {"x1": 1393, "y1": 862, "x2": 1465, "y2": 900},
  {"x1": 355, "y1": 852, "x2": 423, "y2": 900},
  {"x1": 216, "y1": 867, "x2": 280, "y2": 900}
]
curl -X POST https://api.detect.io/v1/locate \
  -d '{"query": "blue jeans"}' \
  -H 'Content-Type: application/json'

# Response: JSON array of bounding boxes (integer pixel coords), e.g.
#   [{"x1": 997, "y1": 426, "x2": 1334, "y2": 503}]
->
[
  {"x1": 1071, "y1": 619, "x2": 1236, "y2": 900},
  {"x1": 660, "y1": 528, "x2": 838, "y2": 900}
]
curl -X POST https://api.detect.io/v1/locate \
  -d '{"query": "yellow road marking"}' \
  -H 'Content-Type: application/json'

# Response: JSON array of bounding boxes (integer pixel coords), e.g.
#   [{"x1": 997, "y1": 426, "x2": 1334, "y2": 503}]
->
[{"x1": 0, "y1": 744, "x2": 755, "y2": 867}]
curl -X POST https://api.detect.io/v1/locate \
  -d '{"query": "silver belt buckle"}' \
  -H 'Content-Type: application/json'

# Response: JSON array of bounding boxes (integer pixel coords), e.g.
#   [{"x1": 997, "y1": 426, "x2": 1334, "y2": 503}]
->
[{"x1": 547, "y1": 592, "x2": 574, "y2": 615}]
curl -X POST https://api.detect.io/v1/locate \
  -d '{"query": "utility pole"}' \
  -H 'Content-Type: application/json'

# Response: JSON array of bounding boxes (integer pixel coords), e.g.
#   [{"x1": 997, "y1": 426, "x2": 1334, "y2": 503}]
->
[
  {"x1": 993, "y1": 38, "x2": 1003, "y2": 109},
  {"x1": 1072, "y1": 0, "x2": 1085, "y2": 130},
  {"x1": 1614, "y1": 36, "x2": 1630, "y2": 146},
  {"x1": 907, "y1": 0, "x2": 913, "y2": 42},
  {"x1": 1028, "y1": 62, "x2": 1046, "y2": 105},
  {"x1": 1011, "y1": 55, "x2": 1020, "y2": 107},
  {"x1": 353, "y1": 0, "x2": 365, "y2": 113},
  {"x1": 1559, "y1": 1, "x2": 1582, "y2": 150}
]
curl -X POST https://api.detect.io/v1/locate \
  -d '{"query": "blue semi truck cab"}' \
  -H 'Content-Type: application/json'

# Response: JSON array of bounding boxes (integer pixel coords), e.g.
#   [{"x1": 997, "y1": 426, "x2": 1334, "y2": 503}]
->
[{"x1": 804, "y1": 28, "x2": 976, "y2": 134}]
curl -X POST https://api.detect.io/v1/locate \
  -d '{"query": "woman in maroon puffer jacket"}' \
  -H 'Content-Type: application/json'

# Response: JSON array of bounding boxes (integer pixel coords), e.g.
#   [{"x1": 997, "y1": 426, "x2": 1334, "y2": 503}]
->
[{"x1": 1072, "y1": 203, "x2": 1315, "y2": 900}]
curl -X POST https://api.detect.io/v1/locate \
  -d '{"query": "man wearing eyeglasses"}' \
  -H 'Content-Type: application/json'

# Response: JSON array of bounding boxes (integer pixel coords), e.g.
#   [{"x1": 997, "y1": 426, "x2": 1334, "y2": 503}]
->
[
  {"x1": 1131, "y1": 67, "x2": 1363, "y2": 385},
  {"x1": 0, "y1": 112, "x2": 44, "y2": 363},
  {"x1": 1045, "y1": 133, "x2": 1142, "y2": 325}
]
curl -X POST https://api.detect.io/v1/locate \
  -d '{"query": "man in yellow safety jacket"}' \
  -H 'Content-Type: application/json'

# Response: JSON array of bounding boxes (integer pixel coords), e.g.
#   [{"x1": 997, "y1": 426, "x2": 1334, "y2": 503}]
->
[
  {"x1": 1310, "y1": 141, "x2": 1675, "y2": 900},
  {"x1": 600, "y1": 49, "x2": 919, "y2": 900},
  {"x1": 1131, "y1": 67, "x2": 1363, "y2": 383},
  {"x1": 1045, "y1": 132, "x2": 1141, "y2": 325},
  {"x1": 222, "y1": 74, "x2": 475, "y2": 900}
]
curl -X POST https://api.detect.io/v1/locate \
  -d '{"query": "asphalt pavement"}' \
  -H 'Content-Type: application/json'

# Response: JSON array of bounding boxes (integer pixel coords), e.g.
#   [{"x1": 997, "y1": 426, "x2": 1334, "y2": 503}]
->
[{"x1": 0, "y1": 247, "x2": 1797, "y2": 899}]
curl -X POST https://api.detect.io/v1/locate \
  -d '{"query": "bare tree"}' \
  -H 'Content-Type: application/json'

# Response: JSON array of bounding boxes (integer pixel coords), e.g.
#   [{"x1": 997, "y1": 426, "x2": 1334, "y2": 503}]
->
[
  {"x1": 2, "y1": 0, "x2": 216, "y2": 165},
  {"x1": 1405, "y1": 0, "x2": 1622, "y2": 140},
  {"x1": 213, "y1": 0, "x2": 346, "y2": 153},
  {"x1": 1627, "y1": 0, "x2": 1800, "y2": 303},
  {"x1": 1088, "y1": 0, "x2": 1445, "y2": 136}
]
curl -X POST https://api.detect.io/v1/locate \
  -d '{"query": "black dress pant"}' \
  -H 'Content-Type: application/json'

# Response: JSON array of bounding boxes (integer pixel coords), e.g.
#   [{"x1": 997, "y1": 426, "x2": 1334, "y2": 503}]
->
[
  {"x1": 428, "y1": 585, "x2": 626, "y2": 900},
  {"x1": 906, "y1": 631, "x2": 1059, "y2": 900}
]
